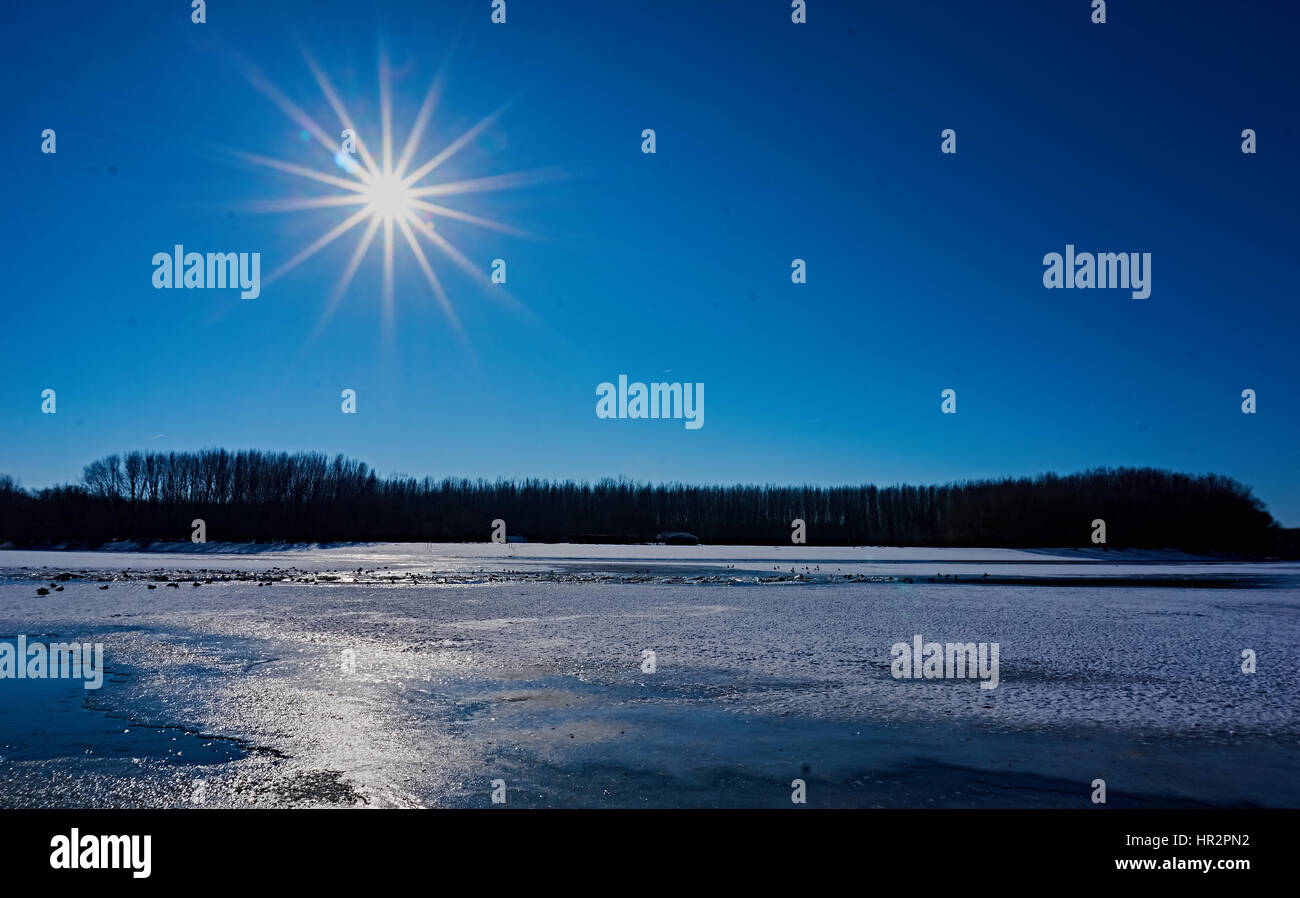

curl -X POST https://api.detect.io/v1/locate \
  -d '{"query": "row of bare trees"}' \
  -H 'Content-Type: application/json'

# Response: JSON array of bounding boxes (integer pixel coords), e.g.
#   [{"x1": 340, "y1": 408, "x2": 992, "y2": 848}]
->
[
  {"x1": 0, "y1": 451, "x2": 1286, "y2": 554},
  {"x1": 80, "y1": 450, "x2": 378, "y2": 506}
]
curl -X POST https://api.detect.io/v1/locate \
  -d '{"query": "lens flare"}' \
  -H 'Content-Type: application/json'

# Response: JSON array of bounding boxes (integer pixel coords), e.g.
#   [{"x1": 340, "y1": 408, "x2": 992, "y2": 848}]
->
[{"x1": 232, "y1": 47, "x2": 561, "y2": 338}]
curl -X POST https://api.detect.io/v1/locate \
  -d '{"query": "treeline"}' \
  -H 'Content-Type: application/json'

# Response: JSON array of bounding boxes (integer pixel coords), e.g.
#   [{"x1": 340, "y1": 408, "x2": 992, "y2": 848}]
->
[{"x1": 0, "y1": 449, "x2": 1288, "y2": 554}]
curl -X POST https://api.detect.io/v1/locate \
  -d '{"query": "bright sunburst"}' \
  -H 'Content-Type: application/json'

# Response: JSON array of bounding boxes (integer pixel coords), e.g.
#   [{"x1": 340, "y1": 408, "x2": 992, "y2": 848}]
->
[
  {"x1": 232, "y1": 47, "x2": 558, "y2": 336},
  {"x1": 364, "y1": 172, "x2": 416, "y2": 221}
]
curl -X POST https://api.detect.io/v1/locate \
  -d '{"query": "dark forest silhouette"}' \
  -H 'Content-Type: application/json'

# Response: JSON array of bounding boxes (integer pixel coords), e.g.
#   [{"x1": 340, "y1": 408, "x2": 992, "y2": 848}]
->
[{"x1": 0, "y1": 449, "x2": 1292, "y2": 555}]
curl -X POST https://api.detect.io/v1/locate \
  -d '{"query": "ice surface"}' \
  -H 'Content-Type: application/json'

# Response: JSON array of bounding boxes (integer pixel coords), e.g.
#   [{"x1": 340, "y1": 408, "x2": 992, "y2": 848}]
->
[{"x1": 1, "y1": 544, "x2": 1296, "y2": 808}]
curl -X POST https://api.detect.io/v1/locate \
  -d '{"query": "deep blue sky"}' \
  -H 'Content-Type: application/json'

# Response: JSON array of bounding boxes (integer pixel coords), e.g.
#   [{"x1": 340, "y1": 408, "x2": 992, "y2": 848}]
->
[{"x1": 3, "y1": 1, "x2": 1297, "y2": 523}]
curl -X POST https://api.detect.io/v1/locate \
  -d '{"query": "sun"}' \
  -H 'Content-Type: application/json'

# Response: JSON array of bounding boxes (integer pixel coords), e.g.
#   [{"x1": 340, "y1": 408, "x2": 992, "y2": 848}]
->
[
  {"x1": 231, "y1": 47, "x2": 560, "y2": 336},
  {"x1": 364, "y1": 171, "x2": 416, "y2": 222}
]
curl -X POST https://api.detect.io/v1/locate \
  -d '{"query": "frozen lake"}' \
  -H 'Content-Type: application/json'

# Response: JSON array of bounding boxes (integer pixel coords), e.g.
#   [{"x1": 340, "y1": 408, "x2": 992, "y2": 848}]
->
[{"x1": 1, "y1": 544, "x2": 1297, "y2": 808}]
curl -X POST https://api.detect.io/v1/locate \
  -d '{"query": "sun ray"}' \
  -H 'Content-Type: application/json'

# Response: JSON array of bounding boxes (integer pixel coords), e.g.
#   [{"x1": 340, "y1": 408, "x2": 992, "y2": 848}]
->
[
  {"x1": 240, "y1": 64, "x2": 346, "y2": 166},
  {"x1": 382, "y1": 216, "x2": 396, "y2": 334},
  {"x1": 241, "y1": 194, "x2": 373, "y2": 214},
  {"x1": 379, "y1": 51, "x2": 394, "y2": 176},
  {"x1": 307, "y1": 215, "x2": 383, "y2": 343},
  {"x1": 231, "y1": 149, "x2": 370, "y2": 194},
  {"x1": 404, "y1": 211, "x2": 520, "y2": 308},
  {"x1": 409, "y1": 199, "x2": 538, "y2": 239},
  {"x1": 394, "y1": 24, "x2": 464, "y2": 180},
  {"x1": 302, "y1": 48, "x2": 382, "y2": 180},
  {"x1": 408, "y1": 167, "x2": 564, "y2": 199},
  {"x1": 394, "y1": 74, "x2": 445, "y2": 181},
  {"x1": 399, "y1": 103, "x2": 511, "y2": 188},
  {"x1": 265, "y1": 205, "x2": 375, "y2": 285},
  {"x1": 397, "y1": 214, "x2": 462, "y2": 328}
]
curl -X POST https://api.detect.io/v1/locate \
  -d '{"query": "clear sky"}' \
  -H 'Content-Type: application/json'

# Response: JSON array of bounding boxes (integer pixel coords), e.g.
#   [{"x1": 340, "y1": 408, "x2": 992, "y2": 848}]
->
[{"x1": 3, "y1": 0, "x2": 1297, "y2": 523}]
